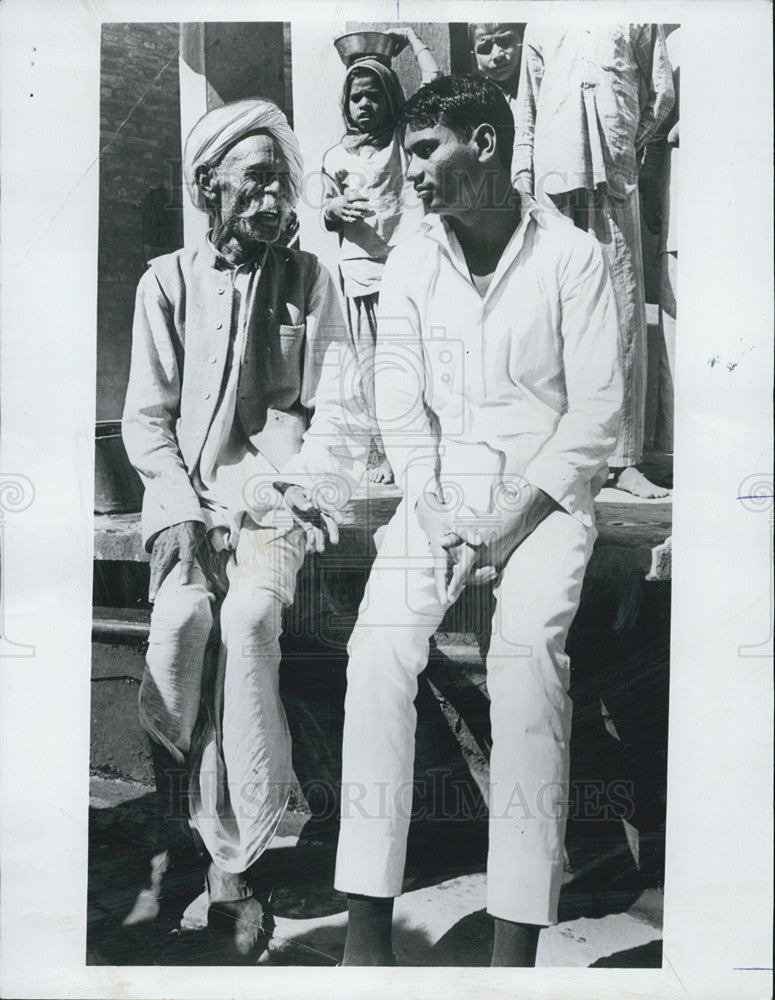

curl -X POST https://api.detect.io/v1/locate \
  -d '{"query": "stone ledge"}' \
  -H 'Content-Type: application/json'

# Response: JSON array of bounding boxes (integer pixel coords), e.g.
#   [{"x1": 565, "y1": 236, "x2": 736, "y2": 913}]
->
[{"x1": 95, "y1": 485, "x2": 671, "y2": 563}]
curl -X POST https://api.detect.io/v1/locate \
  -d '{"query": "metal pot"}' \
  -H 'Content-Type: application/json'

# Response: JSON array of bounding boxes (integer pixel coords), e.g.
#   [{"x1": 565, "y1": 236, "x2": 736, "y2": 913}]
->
[
  {"x1": 94, "y1": 420, "x2": 144, "y2": 515},
  {"x1": 333, "y1": 31, "x2": 397, "y2": 67}
]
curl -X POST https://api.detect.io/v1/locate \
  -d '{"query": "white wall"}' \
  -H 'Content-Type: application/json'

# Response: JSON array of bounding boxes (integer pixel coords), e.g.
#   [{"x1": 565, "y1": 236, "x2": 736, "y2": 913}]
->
[{"x1": 290, "y1": 21, "x2": 351, "y2": 281}]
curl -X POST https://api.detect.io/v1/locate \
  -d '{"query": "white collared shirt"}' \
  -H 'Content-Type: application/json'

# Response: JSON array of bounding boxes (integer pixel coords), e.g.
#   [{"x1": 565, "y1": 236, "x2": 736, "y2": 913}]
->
[{"x1": 374, "y1": 204, "x2": 623, "y2": 525}]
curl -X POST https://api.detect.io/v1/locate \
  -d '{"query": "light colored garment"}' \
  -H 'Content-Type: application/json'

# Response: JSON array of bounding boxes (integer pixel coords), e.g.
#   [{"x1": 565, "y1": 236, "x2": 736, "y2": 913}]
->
[
  {"x1": 334, "y1": 204, "x2": 621, "y2": 924},
  {"x1": 122, "y1": 238, "x2": 368, "y2": 550},
  {"x1": 125, "y1": 236, "x2": 368, "y2": 881},
  {"x1": 182, "y1": 97, "x2": 303, "y2": 212},
  {"x1": 659, "y1": 27, "x2": 679, "y2": 256},
  {"x1": 140, "y1": 520, "x2": 306, "y2": 874},
  {"x1": 648, "y1": 249, "x2": 676, "y2": 454},
  {"x1": 322, "y1": 135, "x2": 424, "y2": 297},
  {"x1": 643, "y1": 26, "x2": 679, "y2": 455},
  {"x1": 550, "y1": 187, "x2": 647, "y2": 467},
  {"x1": 343, "y1": 291, "x2": 382, "y2": 443},
  {"x1": 374, "y1": 205, "x2": 622, "y2": 525},
  {"x1": 334, "y1": 499, "x2": 596, "y2": 925},
  {"x1": 512, "y1": 25, "x2": 674, "y2": 201}
]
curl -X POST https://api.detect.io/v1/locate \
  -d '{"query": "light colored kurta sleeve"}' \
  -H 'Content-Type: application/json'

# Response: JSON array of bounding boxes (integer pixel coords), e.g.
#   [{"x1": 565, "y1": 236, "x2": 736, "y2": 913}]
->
[
  {"x1": 511, "y1": 26, "x2": 544, "y2": 190},
  {"x1": 523, "y1": 229, "x2": 622, "y2": 520},
  {"x1": 321, "y1": 145, "x2": 345, "y2": 233},
  {"x1": 373, "y1": 246, "x2": 440, "y2": 509},
  {"x1": 122, "y1": 267, "x2": 205, "y2": 550},
  {"x1": 277, "y1": 262, "x2": 368, "y2": 506},
  {"x1": 633, "y1": 24, "x2": 675, "y2": 151}
]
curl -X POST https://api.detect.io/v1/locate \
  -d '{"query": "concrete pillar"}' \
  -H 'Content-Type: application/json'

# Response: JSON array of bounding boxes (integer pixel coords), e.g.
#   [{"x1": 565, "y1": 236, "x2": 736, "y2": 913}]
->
[
  {"x1": 178, "y1": 22, "x2": 293, "y2": 245},
  {"x1": 289, "y1": 21, "x2": 349, "y2": 278},
  {"x1": 179, "y1": 23, "x2": 209, "y2": 246}
]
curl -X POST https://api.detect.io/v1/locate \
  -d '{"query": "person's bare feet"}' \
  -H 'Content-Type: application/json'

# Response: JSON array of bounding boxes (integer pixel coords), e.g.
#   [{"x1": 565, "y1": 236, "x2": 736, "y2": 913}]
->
[
  {"x1": 208, "y1": 896, "x2": 273, "y2": 957},
  {"x1": 368, "y1": 455, "x2": 394, "y2": 485},
  {"x1": 611, "y1": 466, "x2": 670, "y2": 499},
  {"x1": 122, "y1": 846, "x2": 203, "y2": 928}
]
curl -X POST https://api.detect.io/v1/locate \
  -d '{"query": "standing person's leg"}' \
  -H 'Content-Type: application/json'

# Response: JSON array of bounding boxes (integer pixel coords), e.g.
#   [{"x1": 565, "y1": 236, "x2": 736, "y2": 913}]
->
[
  {"x1": 486, "y1": 510, "x2": 596, "y2": 965},
  {"x1": 335, "y1": 500, "x2": 449, "y2": 964},
  {"x1": 600, "y1": 190, "x2": 668, "y2": 497},
  {"x1": 189, "y1": 522, "x2": 306, "y2": 954},
  {"x1": 551, "y1": 187, "x2": 667, "y2": 497},
  {"x1": 345, "y1": 292, "x2": 394, "y2": 485},
  {"x1": 124, "y1": 563, "x2": 215, "y2": 926},
  {"x1": 654, "y1": 250, "x2": 677, "y2": 454}
]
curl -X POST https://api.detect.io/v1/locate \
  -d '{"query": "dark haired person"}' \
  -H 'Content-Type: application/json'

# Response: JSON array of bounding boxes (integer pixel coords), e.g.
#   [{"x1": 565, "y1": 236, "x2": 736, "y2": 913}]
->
[
  {"x1": 513, "y1": 25, "x2": 675, "y2": 498},
  {"x1": 334, "y1": 75, "x2": 622, "y2": 966},
  {"x1": 469, "y1": 22, "x2": 525, "y2": 102},
  {"x1": 321, "y1": 27, "x2": 440, "y2": 484}
]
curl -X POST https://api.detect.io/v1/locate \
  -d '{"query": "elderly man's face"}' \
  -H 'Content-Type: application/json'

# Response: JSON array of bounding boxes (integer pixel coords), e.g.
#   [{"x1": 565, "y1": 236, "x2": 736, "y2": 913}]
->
[{"x1": 211, "y1": 132, "x2": 289, "y2": 245}]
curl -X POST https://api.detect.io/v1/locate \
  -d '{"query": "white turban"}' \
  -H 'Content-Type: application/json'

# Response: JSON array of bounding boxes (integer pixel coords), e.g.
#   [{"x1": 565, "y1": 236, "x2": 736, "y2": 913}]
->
[{"x1": 183, "y1": 97, "x2": 303, "y2": 212}]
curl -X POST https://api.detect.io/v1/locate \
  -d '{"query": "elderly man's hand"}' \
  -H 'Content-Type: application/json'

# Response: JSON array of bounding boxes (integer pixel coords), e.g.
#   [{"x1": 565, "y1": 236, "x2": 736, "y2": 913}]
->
[
  {"x1": 276, "y1": 483, "x2": 343, "y2": 554},
  {"x1": 149, "y1": 520, "x2": 228, "y2": 601}
]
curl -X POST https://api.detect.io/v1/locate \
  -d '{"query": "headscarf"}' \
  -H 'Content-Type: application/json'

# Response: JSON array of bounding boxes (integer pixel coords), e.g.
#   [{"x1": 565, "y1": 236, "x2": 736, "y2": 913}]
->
[
  {"x1": 183, "y1": 98, "x2": 304, "y2": 212},
  {"x1": 341, "y1": 59, "x2": 405, "y2": 151}
]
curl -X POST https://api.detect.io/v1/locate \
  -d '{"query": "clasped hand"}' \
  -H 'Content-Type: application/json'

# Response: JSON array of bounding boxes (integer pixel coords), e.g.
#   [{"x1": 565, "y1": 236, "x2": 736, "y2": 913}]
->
[{"x1": 415, "y1": 484, "x2": 559, "y2": 605}]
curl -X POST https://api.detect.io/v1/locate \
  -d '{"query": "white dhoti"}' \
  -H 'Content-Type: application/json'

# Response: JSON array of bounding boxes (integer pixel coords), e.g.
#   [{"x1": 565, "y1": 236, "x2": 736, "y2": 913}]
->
[
  {"x1": 139, "y1": 521, "x2": 306, "y2": 876},
  {"x1": 334, "y1": 500, "x2": 596, "y2": 926}
]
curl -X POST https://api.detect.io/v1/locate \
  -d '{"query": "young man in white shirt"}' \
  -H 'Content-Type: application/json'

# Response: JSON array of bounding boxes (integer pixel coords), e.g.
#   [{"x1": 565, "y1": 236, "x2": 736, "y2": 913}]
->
[{"x1": 334, "y1": 75, "x2": 623, "y2": 966}]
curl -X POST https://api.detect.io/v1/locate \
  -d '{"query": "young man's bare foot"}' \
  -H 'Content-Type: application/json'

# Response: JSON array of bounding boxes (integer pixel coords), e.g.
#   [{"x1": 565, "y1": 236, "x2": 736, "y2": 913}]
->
[
  {"x1": 368, "y1": 455, "x2": 394, "y2": 485},
  {"x1": 611, "y1": 466, "x2": 670, "y2": 499},
  {"x1": 341, "y1": 894, "x2": 396, "y2": 965}
]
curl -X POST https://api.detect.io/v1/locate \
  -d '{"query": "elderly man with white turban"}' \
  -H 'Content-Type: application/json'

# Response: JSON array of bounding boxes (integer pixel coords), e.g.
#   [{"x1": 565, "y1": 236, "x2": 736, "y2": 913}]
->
[{"x1": 122, "y1": 98, "x2": 368, "y2": 955}]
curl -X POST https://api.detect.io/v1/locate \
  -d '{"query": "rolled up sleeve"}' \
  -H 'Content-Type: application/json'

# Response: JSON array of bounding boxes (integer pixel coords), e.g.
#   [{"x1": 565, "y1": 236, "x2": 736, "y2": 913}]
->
[{"x1": 511, "y1": 27, "x2": 544, "y2": 190}]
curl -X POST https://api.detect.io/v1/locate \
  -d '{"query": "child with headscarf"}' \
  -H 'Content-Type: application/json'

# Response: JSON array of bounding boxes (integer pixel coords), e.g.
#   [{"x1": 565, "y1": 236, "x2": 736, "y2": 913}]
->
[{"x1": 322, "y1": 27, "x2": 440, "y2": 484}]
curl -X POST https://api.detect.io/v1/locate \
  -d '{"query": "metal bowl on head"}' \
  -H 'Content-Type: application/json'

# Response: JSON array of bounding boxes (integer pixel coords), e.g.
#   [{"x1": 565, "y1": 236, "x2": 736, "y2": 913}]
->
[{"x1": 333, "y1": 31, "x2": 396, "y2": 67}]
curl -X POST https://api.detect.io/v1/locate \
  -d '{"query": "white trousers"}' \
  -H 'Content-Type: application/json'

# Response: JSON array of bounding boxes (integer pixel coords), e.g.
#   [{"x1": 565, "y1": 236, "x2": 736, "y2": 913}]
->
[
  {"x1": 139, "y1": 523, "x2": 306, "y2": 874},
  {"x1": 334, "y1": 500, "x2": 596, "y2": 926}
]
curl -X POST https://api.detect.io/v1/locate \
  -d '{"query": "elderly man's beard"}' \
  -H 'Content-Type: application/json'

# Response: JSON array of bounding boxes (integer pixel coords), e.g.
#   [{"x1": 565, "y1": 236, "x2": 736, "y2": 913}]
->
[{"x1": 214, "y1": 182, "x2": 291, "y2": 253}]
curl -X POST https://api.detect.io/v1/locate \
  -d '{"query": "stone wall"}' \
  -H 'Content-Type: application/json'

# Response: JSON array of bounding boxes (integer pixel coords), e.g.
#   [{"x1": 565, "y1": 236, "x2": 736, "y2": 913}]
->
[{"x1": 97, "y1": 22, "x2": 183, "y2": 421}]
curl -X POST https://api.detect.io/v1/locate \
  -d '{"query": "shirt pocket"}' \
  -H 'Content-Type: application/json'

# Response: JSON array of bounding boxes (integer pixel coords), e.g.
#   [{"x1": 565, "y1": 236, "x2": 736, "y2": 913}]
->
[{"x1": 275, "y1": 323, "x2": 305, "y2": 398}]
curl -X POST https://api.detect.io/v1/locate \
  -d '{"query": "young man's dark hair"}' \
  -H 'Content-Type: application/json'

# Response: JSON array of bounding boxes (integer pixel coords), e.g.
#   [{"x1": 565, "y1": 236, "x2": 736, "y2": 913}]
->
[{"x1": 399, "y1": 74, "x2": 515, "y2": 171}]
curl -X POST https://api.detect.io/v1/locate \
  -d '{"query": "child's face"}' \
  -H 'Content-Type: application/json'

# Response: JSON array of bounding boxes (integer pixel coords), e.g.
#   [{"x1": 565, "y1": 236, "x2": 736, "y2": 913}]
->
[
  {"x1": 472, "y1": 25, "x2": 521, "y2": 86},
  {"x1": 348, "y1": 73, "x2": 389, "y2": 133}
]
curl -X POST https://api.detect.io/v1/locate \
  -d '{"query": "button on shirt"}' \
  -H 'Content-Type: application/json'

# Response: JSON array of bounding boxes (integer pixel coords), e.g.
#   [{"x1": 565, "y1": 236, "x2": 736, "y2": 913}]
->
[
  {"x1": 512, "y1": 25, "x2": 675, "y2": 200},
  {"x1": 194, "y1": 250, "x2": 270, "y2": 538},
  {"x1": 374, "y1": 206, "x2": 623, "y2": 526},
  {"x1": 123, "y1": 237, "x2": 368, "y2": 550}
]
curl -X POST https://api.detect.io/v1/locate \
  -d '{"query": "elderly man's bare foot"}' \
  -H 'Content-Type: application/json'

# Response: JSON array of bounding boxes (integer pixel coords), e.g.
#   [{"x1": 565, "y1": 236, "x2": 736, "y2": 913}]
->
[
  {"x1": 611, "y1": 466, "x2": 670, "y2": 499},
  {"x1": 368, "y1": 456, "x2": 394, "y2": 485},
  {"x1": 123, "y1": 846, "x2": 203, "y2": 928},
  {"x1": 208, "y1": 896, "x2": 274, "y2": 957}
]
